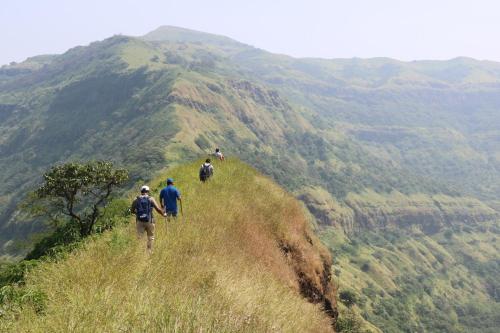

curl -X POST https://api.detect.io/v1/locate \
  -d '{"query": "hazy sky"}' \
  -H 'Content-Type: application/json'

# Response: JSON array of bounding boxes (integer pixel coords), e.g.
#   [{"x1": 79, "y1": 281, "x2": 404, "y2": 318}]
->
[{"x1": 2, "y1": 0, "x2": 500, "y2": 65}]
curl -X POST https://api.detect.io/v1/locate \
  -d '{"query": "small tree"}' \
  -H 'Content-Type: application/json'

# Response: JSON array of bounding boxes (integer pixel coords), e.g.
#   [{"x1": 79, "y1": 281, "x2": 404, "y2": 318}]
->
[
  {"x1": 339, "y1": 289, "x2": 358, "y2": 308},
  {"x1": 33, "y1": 161, "x2": 128, "y2": 238}
]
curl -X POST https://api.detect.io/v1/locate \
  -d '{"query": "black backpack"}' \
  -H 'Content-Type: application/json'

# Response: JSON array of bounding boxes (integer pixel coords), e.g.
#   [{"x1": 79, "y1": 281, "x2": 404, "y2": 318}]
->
[
  {"x1": 200, "y1": 164, "x2": 211, "y2": 181},
  {"x1": 136, "y1": 196, "x2": 152, "y2": 222}
]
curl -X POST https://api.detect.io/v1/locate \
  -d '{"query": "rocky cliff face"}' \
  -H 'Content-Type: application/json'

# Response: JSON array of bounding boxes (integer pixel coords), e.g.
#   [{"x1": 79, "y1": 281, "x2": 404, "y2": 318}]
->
[
  {"x1": 278, "y1": 224, "x2": 337, "y2": 321},
  {"x1": 299, "y1": 186, "x2": 498, "y2": 234},
  {"x1": 230, "y1": 179, "x2": 339, "y2": 326}
]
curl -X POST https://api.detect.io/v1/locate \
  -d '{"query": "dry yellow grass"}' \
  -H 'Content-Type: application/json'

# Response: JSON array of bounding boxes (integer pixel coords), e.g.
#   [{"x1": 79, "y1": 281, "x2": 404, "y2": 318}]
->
[{"x1": 2, "y1": 159, "x2": 334, "y2": 332}]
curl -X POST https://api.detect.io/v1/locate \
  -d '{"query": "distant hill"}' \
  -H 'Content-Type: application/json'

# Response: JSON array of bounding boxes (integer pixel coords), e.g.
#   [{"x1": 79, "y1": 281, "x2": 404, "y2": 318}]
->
[
  {"x1": 143, "y1": 25, "x2": 247, "y2": 47},
  {"x1": 0, "y1": 26, "x2": 499, "y2": 332}
]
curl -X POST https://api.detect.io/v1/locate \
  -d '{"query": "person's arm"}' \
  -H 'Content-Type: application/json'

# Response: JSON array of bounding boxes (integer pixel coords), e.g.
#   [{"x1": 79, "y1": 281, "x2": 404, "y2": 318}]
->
[
  {"x1": 176, "y1": 190, "x2": 183, "y2": 215},
  {"x1": 131, "y1": 198, "x2": 137, "y2": 214},
  {"x1": 159, "y1": 190, "x2": 164, "y2": 209},
  {"x1": 150, "y1": 198, "x2": 166, "y2": 215}
]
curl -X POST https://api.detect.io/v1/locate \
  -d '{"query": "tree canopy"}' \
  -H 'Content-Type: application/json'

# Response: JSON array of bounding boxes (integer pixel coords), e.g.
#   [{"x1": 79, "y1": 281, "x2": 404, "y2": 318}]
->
[{"x1": 34, "y1": 161, "x2": 128, "y2": 238}]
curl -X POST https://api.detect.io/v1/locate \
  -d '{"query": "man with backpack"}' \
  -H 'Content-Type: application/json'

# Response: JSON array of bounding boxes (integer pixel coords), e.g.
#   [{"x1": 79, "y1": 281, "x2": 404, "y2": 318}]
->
[
  {"x1": 199, "y1": 158, "x2": 214, "y2": 182},
  {"x1": 131, "y1": 185, "x2": 166, "y2": 252},
  {"x1": 159, "y1": 178, "x2": 182, "y2": 219},
  {"x1": 214, "y1": 148, "x2": 225, "y2": 161}
]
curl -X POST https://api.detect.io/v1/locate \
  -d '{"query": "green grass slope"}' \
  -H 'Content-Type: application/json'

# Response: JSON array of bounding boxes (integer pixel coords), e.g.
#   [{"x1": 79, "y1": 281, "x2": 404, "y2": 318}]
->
[
  {"x1": 0, "y1": 159, "x2": 336, "y2": 332},
  {"x1": 320, "y1": 222, "x2": 500, "y2": 333}
]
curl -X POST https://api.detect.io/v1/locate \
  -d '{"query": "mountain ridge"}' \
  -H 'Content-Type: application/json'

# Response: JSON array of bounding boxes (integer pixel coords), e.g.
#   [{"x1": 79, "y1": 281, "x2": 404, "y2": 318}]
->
[
  {"x1": 6, "y1": 25, "x2": 500, "y2": 75},
  {"x1": 1, "y1": 27, "x2": 499, "y2": 250},
  {"x1": 0, "y1": 159, "x2": 337, "y2": 332},
  {"x1": 0, "y1": 25, "x2": 499, "y2": 332}
]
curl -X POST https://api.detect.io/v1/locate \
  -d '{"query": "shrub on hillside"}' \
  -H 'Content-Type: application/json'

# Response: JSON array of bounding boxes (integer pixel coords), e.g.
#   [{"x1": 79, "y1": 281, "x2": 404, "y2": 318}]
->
[
  {"x1": 360, "y1": 262, "x2": 371, "y2": 272},
  {"x1": 339, "y1": 289, "x2": 358, "y2": 308},
  {"x1": 0, "y1": 261, "x2": 38, "y2": 287},
  {"x1": 335, "y1": 309, "x2": 363, "y2": 333}
]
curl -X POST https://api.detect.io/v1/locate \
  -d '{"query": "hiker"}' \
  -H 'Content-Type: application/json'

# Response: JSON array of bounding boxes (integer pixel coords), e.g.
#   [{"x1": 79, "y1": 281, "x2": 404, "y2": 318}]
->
[
  {"x1": 199, "y1": 158, "x2": 214, "y2": 182},
  {"x1": 214, "y1": 148, "x2": 225, "y2": 161},
  {"x1": 159, "y1": 178, "x2": 182, "y2": 219},
  {"x1": 131, "y1": 185, "x2": 166, "y2": 252}
]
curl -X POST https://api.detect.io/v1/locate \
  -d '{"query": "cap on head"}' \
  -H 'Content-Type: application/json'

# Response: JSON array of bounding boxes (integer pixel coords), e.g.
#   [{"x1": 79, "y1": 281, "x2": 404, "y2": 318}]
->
[
  {"x1": 167, "y1": 178, "x2": 174, "y2": 185},
  {"x1": 140, "y1": 185, "x2": 150, "y2": 193}
]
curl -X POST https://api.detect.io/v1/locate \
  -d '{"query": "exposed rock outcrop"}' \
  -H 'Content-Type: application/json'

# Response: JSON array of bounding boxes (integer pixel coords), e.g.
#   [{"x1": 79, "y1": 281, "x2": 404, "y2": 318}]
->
[{"x1": 299, "y1": 186, "x2": 498, "y2": 235}]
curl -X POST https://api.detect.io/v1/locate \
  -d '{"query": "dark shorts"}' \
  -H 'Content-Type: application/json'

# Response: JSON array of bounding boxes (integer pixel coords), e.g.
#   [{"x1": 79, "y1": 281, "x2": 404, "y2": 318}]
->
[{"x1": 165, "y1": 211, "x2": 177, "y2": 217}]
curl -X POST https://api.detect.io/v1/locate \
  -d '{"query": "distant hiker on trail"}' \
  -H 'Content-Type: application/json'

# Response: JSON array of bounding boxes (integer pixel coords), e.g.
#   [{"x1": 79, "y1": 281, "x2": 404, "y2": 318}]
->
[
  {"x1": 199, "y1": 158, "x2": 214, "y2": 182},
  {"x1": 214, "y1": 148, "x2": 225, "y2": 161},
  {"x1": 159, "y1": 178, "x2": 182, "y2": 219},
  {"x1": 131, "y1": 185, "x2": 166, "y2": 253}
]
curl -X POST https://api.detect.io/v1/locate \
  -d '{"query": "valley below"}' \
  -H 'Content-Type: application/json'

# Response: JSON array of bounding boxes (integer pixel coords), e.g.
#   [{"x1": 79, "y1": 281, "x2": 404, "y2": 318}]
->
[{"x1": 1, "y1": 26, "x2": 499, "y2": 332}]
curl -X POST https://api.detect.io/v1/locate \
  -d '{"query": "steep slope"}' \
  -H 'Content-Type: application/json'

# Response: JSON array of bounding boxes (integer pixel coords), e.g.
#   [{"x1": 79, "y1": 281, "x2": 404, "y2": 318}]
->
[
  {"x1": 2, "y1": 28, "x2": 499, "y2": 252},
  {"x1": 0, "y1": 36, "x2": 178, "y2": 252},
  {"x1": 1, "y1": 26, "x2": 499, "y2": 332},
  {"x1": 320, "y1": 222, "x2": 500, "y2": 333},
  {"x1": 229, "y1": 51, "x2": 500, "y2": 201},
  {"x1": 0, "y1": 159, "x2": 336, "y2": 332}
]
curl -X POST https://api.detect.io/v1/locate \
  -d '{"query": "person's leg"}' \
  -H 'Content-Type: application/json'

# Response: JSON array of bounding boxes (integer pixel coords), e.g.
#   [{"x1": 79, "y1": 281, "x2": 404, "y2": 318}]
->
[
  {"x1": 145, "y1": 222, "x2": 155, "y2": 252},
  {"x1": 166, "y1": 211, "x2": 175, "y2": 222},
  {"x1": 136, "y1": 221, "x2": 145, "y2": 239}
]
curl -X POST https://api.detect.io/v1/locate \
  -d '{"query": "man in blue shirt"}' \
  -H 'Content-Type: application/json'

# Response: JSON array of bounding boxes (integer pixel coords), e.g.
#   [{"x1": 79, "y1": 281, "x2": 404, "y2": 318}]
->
[{"x1": 159, "y1": 178, "x2": 182, "y2": 218}]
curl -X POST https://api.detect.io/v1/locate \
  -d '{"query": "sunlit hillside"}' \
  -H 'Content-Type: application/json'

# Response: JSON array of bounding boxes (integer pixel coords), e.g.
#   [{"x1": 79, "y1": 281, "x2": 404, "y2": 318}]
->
[
  {"x1": 0, "y1": 159, "x2": 336, "y2": 332},
  {"x1": 1, "y1": 26, "x2": 499, "y2": 332}
]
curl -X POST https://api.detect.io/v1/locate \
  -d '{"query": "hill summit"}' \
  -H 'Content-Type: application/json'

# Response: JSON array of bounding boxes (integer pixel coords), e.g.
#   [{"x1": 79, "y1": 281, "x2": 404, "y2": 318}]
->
[{"x1": 142, "y1": 25, "x2": 246, "y2": 47}]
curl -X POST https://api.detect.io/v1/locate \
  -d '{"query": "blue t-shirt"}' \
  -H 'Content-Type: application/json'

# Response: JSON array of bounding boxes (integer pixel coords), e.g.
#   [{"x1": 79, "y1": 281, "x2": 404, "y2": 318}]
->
[{"x1": 159, "y1": 185, "x2": 181, "y2": 213}]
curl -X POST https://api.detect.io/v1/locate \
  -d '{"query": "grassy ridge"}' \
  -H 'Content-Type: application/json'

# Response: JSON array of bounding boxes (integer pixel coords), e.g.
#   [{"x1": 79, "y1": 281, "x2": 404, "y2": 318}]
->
[{"x1": 1, "y1": 159, "x2": 334, "y2": 332}]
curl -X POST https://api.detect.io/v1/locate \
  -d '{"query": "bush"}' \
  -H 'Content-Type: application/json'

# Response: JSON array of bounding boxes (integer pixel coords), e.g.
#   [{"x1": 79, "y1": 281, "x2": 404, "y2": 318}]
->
[
  {"x1": 444, "y1": 229, "x2": 453, "y2": 239},
  {"x1": 0, "y1": 261, "x2": 38, "y2": 287},
  {"x1": 335, "y1": 309, "x2": 363, "y2": 333},
  {"x1": 361, "y1": 262, "x2": 371, "y2": 272},
  {"x1": 339, "y1": 289, "x2": 358, "y2": 308},
  {"x1": 0, "y1": 285, "x2": 46, "y2": 315}
]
